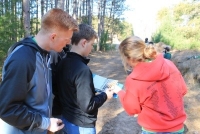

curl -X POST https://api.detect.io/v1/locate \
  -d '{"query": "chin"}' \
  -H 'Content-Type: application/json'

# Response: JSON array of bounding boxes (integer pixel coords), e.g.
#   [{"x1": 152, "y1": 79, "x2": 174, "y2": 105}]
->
[{"x1": 56, "y1": 48, "x2": 63, "y2": 52}]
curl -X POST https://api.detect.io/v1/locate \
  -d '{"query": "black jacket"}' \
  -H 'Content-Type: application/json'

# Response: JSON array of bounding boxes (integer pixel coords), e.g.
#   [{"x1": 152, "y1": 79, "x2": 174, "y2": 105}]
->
[{"x1": 54, "y1": 52, "x2": 107, "y2": 127}]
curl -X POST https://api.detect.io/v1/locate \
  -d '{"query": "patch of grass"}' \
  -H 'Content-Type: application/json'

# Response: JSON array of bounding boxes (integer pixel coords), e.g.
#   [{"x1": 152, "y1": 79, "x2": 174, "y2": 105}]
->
[{"x1": 93, "y1": 44, "x2": 116, "y2": 51}]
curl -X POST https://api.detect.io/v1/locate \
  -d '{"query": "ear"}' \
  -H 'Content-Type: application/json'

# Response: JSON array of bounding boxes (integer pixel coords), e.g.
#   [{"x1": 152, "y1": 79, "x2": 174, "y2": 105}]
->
[
  {"x1": 50, "y1": 33, "x2": 56, "y2": 41},
  {"x1": 80, "y1": 39, "x2": 87, "y2": 47},
  {"x1": 126, "y1": 58, "x2": 134, "y2": 67},
  {"x1": 131, "y1": 59, "x2": 140, "y2": 67}
]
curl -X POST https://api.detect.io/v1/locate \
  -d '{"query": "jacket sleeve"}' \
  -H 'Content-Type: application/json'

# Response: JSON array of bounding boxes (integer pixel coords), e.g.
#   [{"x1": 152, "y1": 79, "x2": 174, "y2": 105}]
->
[
  {"x1": 118, "y1": 79, "x2": 141, "y2": 115},
  {"x1": 75, "y1": 68, "x2": 107, "y2": 114},
  {"x1": 0, "y1": 51, "x2": 43, "y2": 130},
  {"x1": 51, "y1": 51, "x2": 63, "y2": 116}
]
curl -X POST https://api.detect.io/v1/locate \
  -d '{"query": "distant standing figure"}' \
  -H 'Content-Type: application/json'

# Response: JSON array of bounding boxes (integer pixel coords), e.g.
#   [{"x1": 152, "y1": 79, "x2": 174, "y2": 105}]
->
[
  {"x1": 145, "y1": 38, "x2": 148, "y2": 44},
  {"x1": 164, "y1": 46, "x2": 172, "y2": 60},
  {"x1": 155, "y1": 42, "x2": 171, "y2": 60},
  {"x1": 113, "y1": 36, "x2": 187, "y2": 133}
]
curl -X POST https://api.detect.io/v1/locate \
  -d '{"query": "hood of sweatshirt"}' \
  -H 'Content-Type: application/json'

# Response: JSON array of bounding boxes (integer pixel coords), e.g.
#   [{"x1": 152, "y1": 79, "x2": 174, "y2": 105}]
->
[
  {"x1": 8, "y1": 36, "x2": 49, "y2": 56},
  {"x1": 129, "y1": 54, "x2": 170, "y2": 82}
]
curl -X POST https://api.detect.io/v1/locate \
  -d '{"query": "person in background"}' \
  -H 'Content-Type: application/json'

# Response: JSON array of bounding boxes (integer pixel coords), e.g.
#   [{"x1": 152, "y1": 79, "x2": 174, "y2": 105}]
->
[
  {"x1": 154, "y1": 42, "x2": 172, "y2": 60},
  {"x1": 163, "y1": 46, "x2": 171, "y2": 60},
  {"x1": 148, "y1": 41, "x2": 154, "y2": 45},
  {"x1": 0, "y1": 8, "x2": 78, "y2": 134},
  {"x1": 145, "y1": 38, "x2": 148, "y2": 44},
  {"x1": 113, "y1": 36, "x2": 187, "y2": 134},
  {"x1": 53, "y1": 23, "x2": 113, "y2": 134}
]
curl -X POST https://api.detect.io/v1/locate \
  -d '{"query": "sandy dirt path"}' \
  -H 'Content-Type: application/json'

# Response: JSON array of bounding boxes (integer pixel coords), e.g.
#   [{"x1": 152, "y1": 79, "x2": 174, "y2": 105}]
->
[{"x1": 88, "y1": 51, "x2": 141, "y2": 134}]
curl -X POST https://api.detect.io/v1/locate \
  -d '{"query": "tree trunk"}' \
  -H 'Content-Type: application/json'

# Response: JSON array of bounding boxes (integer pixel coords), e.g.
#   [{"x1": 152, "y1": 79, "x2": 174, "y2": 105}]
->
[
  {"x1": 23, "y1": 0, "x2": 30, "y2": 37},
  {"x1": 55, "y1": 0, "x2": 58, "y2": 8},
  {"x1": 82, "y1": 0, "x2": 85, "y2": 15},
  {"x1": 20, "y1": 1, "x2": 24, "y2": 37},
  {"x1": 41, "y1": 0, "x2": 44, "y2": 16},
  {"x1": 0, "y1": 0, "x2": 3, "y2": 15},
  {"x1": 45, "y1": 0, "x2": 48, "y2": 12},
  {"x1": 36, "y1": 0, "x2": 39, "y2": 33},
  {"x1": 79, "y1": 0, "x2": 82, "y2": 23},
  {"x1": 97, "y1": 0, "x2": 102, "y2": 51},
  {"x1": 11, "y1": 0, "x2": 17, "y2": 42},
  {"x1": 85, "y1": 0, "x2": 87, "y2": 16},
  {"x1": 30, "y1": 0, "x2": 32, "y2": 34},
  {"x1": 4, "y1": 0, "x2": 8, "y2": 14},
  {"x1": 57, "y1": 0, "x2": 64, "y2": 9},
  {"x1": 72, "y1": 0, "x2": 78, "y2": 19},
  {"x1": 87, "y1": 0, "x2": 92, "y2": 25},
  {"x1": 66, "y1": 0, "x2": 70, "y2": 13},
  {"x1": 91, "y1": 0, "x2": 93, "y2": 17},
  {"x1": 50, "y1": 0, "x2": 53, "y2": 8},
  {"x1": 108, "y1": 0, "x2": 116, "y2": 44},
  {"x1": 101, "y1": 0, "x2": 106, "y2": 32}
]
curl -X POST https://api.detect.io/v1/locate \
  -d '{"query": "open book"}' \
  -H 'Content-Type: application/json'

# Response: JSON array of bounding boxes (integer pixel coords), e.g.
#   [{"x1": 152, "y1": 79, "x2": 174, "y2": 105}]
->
[{"x1": 92, "y1": 74, "x2": 123, "y2": 93}]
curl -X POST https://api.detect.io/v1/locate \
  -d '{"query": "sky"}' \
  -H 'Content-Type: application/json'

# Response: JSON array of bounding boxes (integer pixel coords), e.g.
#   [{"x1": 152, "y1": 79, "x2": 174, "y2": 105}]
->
[{"x1": 123, "y1": 0, "x2": 183, "y2": 41}]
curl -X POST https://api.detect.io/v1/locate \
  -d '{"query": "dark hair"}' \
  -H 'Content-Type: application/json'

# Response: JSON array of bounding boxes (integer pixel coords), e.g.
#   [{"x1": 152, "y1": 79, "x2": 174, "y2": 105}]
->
[
  {"x1": 71, "y1": 23, "x2": 97, "y2": 45},
  {"x1": 148, "y1": 41, "x2": 154, "y2": 45},
  {"x1": 164, "y1": 46, "x2": 170, "y2": 52},
  {"x1": 145, "y1": 38, "x2": 148, "y2": 43}
]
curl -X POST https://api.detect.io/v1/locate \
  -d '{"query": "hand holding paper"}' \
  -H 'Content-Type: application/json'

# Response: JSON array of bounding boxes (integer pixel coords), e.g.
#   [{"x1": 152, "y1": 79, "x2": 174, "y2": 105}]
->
[
  {"x1": 92, "y1": 74, "x2": 123, "y2": 98},
  {"x1": 104, "y1": 88, "x2": 114, "y2": 100}
]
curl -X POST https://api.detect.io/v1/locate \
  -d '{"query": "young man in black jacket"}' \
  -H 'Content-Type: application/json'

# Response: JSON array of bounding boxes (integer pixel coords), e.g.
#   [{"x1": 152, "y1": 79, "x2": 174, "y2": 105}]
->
[{"x1": 54, "y1": 24, "x2": 113, "y2": 134}]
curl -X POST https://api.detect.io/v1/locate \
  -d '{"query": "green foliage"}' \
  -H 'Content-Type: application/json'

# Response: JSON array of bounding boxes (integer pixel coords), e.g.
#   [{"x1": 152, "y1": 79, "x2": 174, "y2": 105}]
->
[
  {"x1": 0, "y1": 0, "x2": 25, "y2": 64},
  {"x1": 153, "y1": 1, "x2": 200, "y2": 50},
  {"x1": 30, "y1": 18, "x2": 40, "y2": 35},
  {"x1": 0, "y1": 13, "x2": 24, "y2": 57},
  {"x1": 106, "y1": 18, "x2": 133, "y2": 42},
  {"x1": 94, "y1": 30, "x2": 116, "y2": 51},
  {"x1": 80, "y1": 16, "x2": 89, "y2": 24},
  {"x1": 118, "y1": 21, "x2": 133, "y2": 41},
  {"x1": 99, "y1": 30, "x2": 109, "y2": 51},
  {"x1": 93, "y1": 43, "x2": 116, "y2": 51},
  {"x1": 90, "y1": 16, "x2": 133, "y2": 51}
]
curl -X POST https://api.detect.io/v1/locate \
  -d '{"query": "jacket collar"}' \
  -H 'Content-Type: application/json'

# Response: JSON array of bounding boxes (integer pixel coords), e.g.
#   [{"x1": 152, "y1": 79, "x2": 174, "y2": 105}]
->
[
  {"x1": 8, "y1": 36, "x2": 49, "y2": 56},
  {"x1": 129, "y1": 54, "x2": 169, "y2": 81},
  {"x1": 67, "y1": 52, "x2": 90, "y2": 64}
]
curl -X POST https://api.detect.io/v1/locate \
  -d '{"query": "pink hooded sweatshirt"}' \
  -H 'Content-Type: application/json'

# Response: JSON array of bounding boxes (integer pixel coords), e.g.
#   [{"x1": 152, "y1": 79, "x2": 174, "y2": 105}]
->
[{"x1": 118, "y1": 54, "x2": 187, "y2": 132}]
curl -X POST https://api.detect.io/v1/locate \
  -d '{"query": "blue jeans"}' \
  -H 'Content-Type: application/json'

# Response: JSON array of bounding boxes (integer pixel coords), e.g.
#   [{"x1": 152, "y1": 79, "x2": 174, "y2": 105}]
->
[
  {"x1": 62, "y1": 117, "x2": 96, "y2": 134},
  {"x1": 141, "y1": 131, "x2": 183, "y2": 134}
]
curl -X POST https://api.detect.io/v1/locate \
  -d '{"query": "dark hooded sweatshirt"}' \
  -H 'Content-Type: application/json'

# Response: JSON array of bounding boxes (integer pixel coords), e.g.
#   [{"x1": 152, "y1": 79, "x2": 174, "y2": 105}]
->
[{"x1": 0, "y1": 37, "x2": 52, "y2": 134}]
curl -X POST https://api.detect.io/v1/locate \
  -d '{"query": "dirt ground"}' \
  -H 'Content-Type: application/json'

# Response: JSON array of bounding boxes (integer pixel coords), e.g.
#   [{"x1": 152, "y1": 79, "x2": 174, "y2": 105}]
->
[{"x1": 88, "y1": 50, "x2": 200, "y2": 134}]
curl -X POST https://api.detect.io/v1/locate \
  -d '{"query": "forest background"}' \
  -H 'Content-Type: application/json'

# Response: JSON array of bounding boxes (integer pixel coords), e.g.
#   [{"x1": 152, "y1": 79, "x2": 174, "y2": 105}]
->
[
  {"x1": 1, "y1": 0, "x2": 200, "y2": 133},
  {"x1": 0, "y1": 0, "x2": 200, "y2": 65}
]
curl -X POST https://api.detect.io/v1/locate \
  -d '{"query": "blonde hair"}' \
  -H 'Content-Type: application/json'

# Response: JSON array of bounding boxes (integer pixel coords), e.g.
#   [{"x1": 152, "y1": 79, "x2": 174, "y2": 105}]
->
[
  {"x1": 154, "y1": 42, "x2": 166, "y2": 53},
  {"x1": 41, "y1": 8, "x2": 78, "y2": 33},
  {"x1": 119, "y1": 36, "x2": 157, "y2": 70}
]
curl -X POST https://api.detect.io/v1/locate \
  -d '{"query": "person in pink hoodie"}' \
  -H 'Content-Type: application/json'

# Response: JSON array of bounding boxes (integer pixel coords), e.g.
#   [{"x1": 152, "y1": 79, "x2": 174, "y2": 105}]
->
[{"x1": 113, "y1": 36, "x2": 187, "y2": 134}]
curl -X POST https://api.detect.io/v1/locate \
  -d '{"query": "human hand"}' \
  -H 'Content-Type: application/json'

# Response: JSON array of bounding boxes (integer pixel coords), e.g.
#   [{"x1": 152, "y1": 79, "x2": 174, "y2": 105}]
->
[
  {"x1": 48, "y1": 118, "x2": 64, "y2": 132},
  {"x1": 113, "y1": 85, "x2": 122, "y2": 94},
  {"x1": 104, "y1": 88, "x2": 114, "y2": 100}
]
